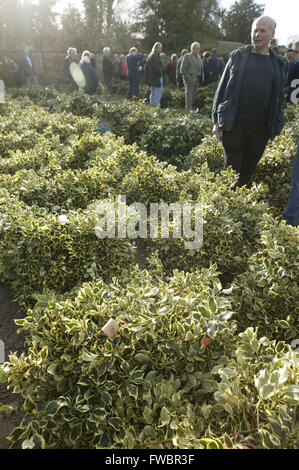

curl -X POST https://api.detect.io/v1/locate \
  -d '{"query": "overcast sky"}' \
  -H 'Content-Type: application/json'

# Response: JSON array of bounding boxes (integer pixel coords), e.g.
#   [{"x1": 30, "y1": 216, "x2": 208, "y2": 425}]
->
[{"x1": 54, "y1": 0, "x2": 299, "y2": 46}]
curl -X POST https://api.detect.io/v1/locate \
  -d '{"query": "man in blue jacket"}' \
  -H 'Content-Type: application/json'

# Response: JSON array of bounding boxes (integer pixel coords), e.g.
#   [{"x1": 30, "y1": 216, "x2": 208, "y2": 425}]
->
[
  {"x1": 209, "y1": 48, "x2": 220, "y2": 82},
  {"x1": 125, "y1": 47, "x2": 144, "y2": 99},
  {"x1": 212, "y1": 16, "x2": 288, "y2": 187}
]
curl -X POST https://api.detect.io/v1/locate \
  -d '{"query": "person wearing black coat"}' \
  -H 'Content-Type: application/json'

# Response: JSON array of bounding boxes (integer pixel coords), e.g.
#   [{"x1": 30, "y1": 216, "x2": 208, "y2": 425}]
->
[
  {"x1": 202, "y1": 51, "x2": 213, "y2": 87},
  {"x1": 144, "y1": 42, "x2": 164, "y2": 106},
  {"x1": 79, "y1": 51, "x2": 99, "y2": 95},
  {"x1": 212, "y1": 16, "x2": 288, "y2": 187},
  {"x1": 102, "y1": 47, "x2": 114, "y2": 89},
  {"x1": 125, "y1": 47, "x2": 144, "y2": 99}
]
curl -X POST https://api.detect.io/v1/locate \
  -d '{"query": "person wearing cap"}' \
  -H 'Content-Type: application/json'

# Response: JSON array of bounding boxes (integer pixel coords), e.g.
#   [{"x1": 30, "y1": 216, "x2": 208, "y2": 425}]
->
[{"x1": 212, "y1": 16, "x2": 288, "y2": 187}]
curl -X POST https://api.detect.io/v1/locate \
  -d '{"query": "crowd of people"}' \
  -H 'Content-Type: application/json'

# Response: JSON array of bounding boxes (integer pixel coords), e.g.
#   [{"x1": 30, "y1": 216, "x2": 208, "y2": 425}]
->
[
  {"x1": 0, "y1": 49, "x2": 38, "y2": 88},
  {"x1": 61, "y1": 43, "x2": 226, "y2": 106}
]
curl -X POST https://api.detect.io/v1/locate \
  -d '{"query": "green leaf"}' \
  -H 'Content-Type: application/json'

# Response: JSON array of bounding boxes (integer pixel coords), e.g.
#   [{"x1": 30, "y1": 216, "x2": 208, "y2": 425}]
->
[
  {"x1": 45, "y1": 400, "x2": 67, "y2": 416},
  {"x1": 160, "y1": 407, "x2": 170, "y2": 426},
  {"x1": 135, "y1": 353, "x2": 150, "y2": 363},
  {"x1": 101, "y1": 391, "x2": 112, "y2": 405},
  {"x1": 207, "y1": 320, "x2": 218, "y2": 337},
  {"x1": 71, "y1": 422, "x2": 82, "y2": 441},
  {"x1": 109, "y1": 417, "x2": 123, "y2": 431},
  {"x1": 128, "y1": 385, "x2": 138, "y2": 399},
  {"x1": 144, "y1": 425, "x2": 156, "y2": 439},
  {"x1": 143, "y1": 407, "x2": 153, "y2": 424},
  {"x1": 284, "y1": 385, "x2": 299, "y2": 402},
  {"x1": 209, "y1": 298, "x2": 217, "y2": 313},
  {"x1": 22, "y1": 439, "x2": 35, "y2": 449},
  {"x1": 260, "y1": 384, "x2": 275, "y2": 400}
]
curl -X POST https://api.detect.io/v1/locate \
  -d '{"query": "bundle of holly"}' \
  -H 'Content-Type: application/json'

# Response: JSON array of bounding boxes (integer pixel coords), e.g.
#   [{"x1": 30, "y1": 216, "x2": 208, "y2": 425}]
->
[
  {"x1": 0, "y1": 103, "x2": 99, "y2": 162},
  {"x1": 97, "y1": 99, "x2": 156, "y2": 145},
  {"x1": 157, "y1": 82, "x2": 217, "y2": 114},
  {"x1": 229, "y1": 215, "x2": 299, "y2": 342},
  {"x1": 252, "y1": 133, "x2": 298, "y2": 218},
  {"x1": 137, "y1": 165, "x2": 268, "y2": 284},
  {"x1": 0, "y1": 190, "x2": 134, "y2": 308},
  {"x1": 97, "y1": 100, "x2": 213, "y2": 167},
  {"x1": 8, "y1": 87, "x2": 102, "y2": 117},
  {"x1": 183, "y1": 135, "x2": 225, "y2": 174},
  {"x1": 138, "y1": 112, "x2": 212, "y2": 168},
  {"x1": 1, "y1": 267, "x2": 297, "y2": 449}
]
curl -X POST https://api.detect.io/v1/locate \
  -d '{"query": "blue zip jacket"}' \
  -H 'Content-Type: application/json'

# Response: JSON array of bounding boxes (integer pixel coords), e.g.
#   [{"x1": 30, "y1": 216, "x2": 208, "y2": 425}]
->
[{"x1": 212, "y1": 45, "x2": 288, "y2": 139}]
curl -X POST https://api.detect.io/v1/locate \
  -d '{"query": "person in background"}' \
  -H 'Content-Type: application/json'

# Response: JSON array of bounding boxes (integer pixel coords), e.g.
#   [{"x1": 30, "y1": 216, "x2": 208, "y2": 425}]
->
[
  {"x1": 79, "y1": 50, "x2": 99, "y2": 95},
  {"x1": 285, "y1": 48, "x2": 297, "y2": 69},
  {"x1": 144, "y1": 42, "x2": 164, "y2": 107},
  {"x1": 3, "y1": 56, "x2": 20, "y2": 87},
  {"x1": 90, "y1": 52, "x2": 96, "y2": 69},
  {"x1": 212, "y1": 16, "x2": 288, "y2": 188},
  {"x1": 181, "y1": 42, "x2": 204, "y2": 112},
  {"x1": 209, "y1": 48, "x2": 221, "y2": 82},
  {"x1": 125, "y1": 47, "x2": 143, "y2": 99},
  {"x1": 160, "y1": 52, "x2": 168, "y2": 87},
  {"x1": 202, "y1": 51, "x2": 213, "y2": 87},
  {"x1": 283, "y1": 139, "x2": 299, "y2": 227},
  {"x1": 113, "y1": 53, "x2": 121, "y2": 80},
  {"x1": 139, "y1": 53, "x2": 148, "y2": 84},
  {"x1": 119, "y1": 54, "x2": 128, "y2": 80},
  {"x1": 63, "y1": 47, "x2": 79, "y2": 90},
  {"x1": 102, "y1": 47, "x2": 114, "y2": 89},
  {"x1": 166, "y1": 54, "x2": 178, "y2": 87},
  {"x1": 20, "y1": 49, "x2": 38, "y2": 86},
  {"x1": 218, "y1": 56, "x2": 225, "y2": 76},
  {"x1": 176, "y1": 49, "x2": 188, "y2": 88}
]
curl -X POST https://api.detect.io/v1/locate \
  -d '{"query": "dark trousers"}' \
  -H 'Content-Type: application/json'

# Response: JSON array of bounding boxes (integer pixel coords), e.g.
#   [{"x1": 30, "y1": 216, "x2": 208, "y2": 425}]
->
[
  {"x1": 222, "y1": 118, "x2": 269, "y2": 187},
  {"x1": 128, "y1": 74, "x2": 140, "y2": 99}
]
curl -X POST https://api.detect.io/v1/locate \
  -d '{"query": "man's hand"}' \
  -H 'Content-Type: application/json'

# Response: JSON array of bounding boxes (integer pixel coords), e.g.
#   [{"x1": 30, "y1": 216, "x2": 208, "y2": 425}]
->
[{"x1": 213, "y1": 122, "x2": 222, "y2": 142}]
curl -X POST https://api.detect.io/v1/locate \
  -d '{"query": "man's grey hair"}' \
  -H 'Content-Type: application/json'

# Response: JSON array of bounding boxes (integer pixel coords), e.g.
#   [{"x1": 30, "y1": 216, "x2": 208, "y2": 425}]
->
[
  {"x1": 103, "y1": 47, "x2": 110, "y2": 54},
  {"x1": 191, "y1": 42, "x2": 200, "y2": 51},
  {"x1": 252, "y1": 15, "x2": 277, "y2": 32}
]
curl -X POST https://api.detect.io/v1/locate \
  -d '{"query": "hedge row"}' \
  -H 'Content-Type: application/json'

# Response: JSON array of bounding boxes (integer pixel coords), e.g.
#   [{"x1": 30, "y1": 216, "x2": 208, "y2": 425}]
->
[
  {"x1": 0, "y1": 92, "x2": 298, "y2": 449},
  {"x1": 2, "y1": 268, "x2": 298, "y2": 449}
]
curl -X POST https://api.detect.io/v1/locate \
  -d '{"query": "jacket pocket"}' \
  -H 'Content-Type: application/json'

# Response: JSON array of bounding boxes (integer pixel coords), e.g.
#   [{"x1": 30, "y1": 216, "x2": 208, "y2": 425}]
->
[{"x1": 217, "y1": 100, "x2": 230, "y2": 128}]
